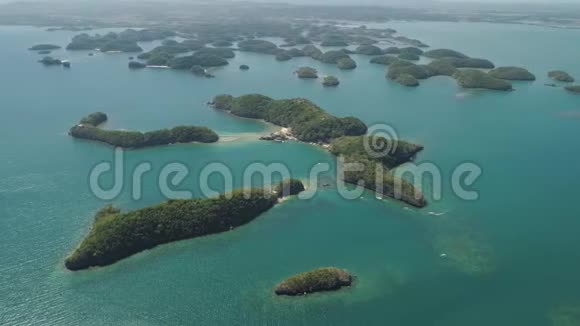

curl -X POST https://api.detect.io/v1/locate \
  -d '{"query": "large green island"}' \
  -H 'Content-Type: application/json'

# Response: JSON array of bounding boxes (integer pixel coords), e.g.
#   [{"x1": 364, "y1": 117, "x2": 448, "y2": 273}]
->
[
  {"x1": 210, "y1": 94, "x2": 426, "y2": 208},
  {"x1": 69, "y1": 112, "x2": 219, "y2": 148},
  {"x1": 274, "y1": 267, "x2": 353, "y2": 296},
  {"x1": 65, "y1": 180, "x2": 305, "y2": 271}
]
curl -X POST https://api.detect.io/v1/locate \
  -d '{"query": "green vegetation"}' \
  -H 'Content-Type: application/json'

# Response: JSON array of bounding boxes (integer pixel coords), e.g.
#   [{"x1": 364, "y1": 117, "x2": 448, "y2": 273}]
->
[
  {"x1": 212, "y1": 94, "x2": 367, "y2": 143},
  {"x1": 212, "y1": 40, "x2": 233, "y2": 47},
  {"x1": 321, "y1": 50, "x2": 350, "y2": 64},
  {"x1": 274, "y1": 267, "x2": 352, "y2": 296},
  {"x1": 399, "y1": 47, "x2": 424, "y2": 56},
  {"x1": 387, "y1": 62, "x2": 431, "y2": 80},
  {"x1": 79, "y1": 112, "x2": 107, "y2": 126},
  {"x1": 383, "y1": 47, "x2": 401, "y2": 54},
  {"x1": 195, "y1": 47, "x2": 235, "y2": 59},
  {"x1": 398, "y1": 53, "x2": 420, "y2": 61},
  {"x1": 38, "y1": 56, "x2": 62, "y2": 66},
  {"x1": 239, "y1": 64, "x2": 250, "y2": 70},
  {"x1": 286, "y1": 48, "x2": 306, "y2": 57},
  {"x1": 337, "y1": 57, "x2": 357, "y2": 70},
  {"x1": 29, "y1": 44, "x2": 61, "y2": 51},
  {"x1": 320, "y1": 39, "x2": 349, "y2": 47},
  {"x1": 424, "y1": 49, "x2": 469, "y2": 59},
  {"x1": 322, "y1": 75, "x2": 340, "y2": 87},
  {"x1": 238, "y1": 39, "x2": 278, "y2": 54},
  {"x1": 426, "y1": 59, "x2": 458, "y2": 76},
  {"x1": 128, "y1": 61, "x2": 146, "y2": 69},
  {"x1": 296, "y1": 67, "x2": 318, "y2": 79},
  {"x1": 70, "y1": 113, "x2": 218, "y2": 148},
  {"x1": 439, "y1": 57, "x2": 495, "y2": 69},
  {"x1": 168, "y1": 53, "x2": 228, "y2": 69},
  {"x1": 565, "y1": 85, "x2": 580, "y2": 94},
  {"x1": 549, "y1": 70, "x2": 575, "y2": 83},
  {"x1": 65, "y1": 180, "x2": 305, "y2": 270},
  {"x1": 488, "y1": 67, "x2": 536, "y2": 80},
  {"x1": 302, "y1": 45, "x2": 323, "y2": 60},
  {"x1": 66, "y1": 29, "x2": 175, "y2": 52},
  {"x1": 330, "y1": 135, "x2": 426, "y2": 207},
  {"x1": 370, "y1": 55, "x2": 398, "y2": 66},
  {"x1": 275, "y1": 179, "x2": 305, "y2": 197},
  {"x1": 453, "y1": 69, "x2": 513, "y2": 91},
  {"x1": 396, "y1": 74, "x2": 419, "y2": 87},
  {"x1": 356, "y1": 44, "x2": 382, "y2": 55}
]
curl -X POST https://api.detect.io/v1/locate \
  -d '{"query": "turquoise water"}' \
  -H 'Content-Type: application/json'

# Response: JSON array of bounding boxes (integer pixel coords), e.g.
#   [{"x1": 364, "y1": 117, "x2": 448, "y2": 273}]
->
[{"x1": 1, "y1": 23, "x2": 580, "y2": 325}]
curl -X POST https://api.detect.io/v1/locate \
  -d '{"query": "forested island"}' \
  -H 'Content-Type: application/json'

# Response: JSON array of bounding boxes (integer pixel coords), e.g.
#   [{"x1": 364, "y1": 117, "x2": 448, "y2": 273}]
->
[
  {"x1": 565, "y1": 85, "x2": 580, "y2": 94},
  {"x1": 211, "y1": 94, "x2": 426, "y2": 207},
  {"x1": 488, "y1": 67, "x2": 536, "y2": 81},
  {"x1": 66, "y1": 29, "x2": 175, "y2": 52},
  {"x1": 549, "y1": 71, "x2": 575, "y2": 83},
  {"x1": 453, "y1": 69, "x2": 513, "y2": 91},
  {"x1": 69, "y1": 112, "x2": 219, "y2": 148},
  {"x1": 65, "y1": 180, "x2": 305, "y2": 270},
  {"x1": 29, "y1": 44, "x2": 61, "y2": 51},
  {"x1": 274, "y1": 268, "x2": 353, "y2": 296}
]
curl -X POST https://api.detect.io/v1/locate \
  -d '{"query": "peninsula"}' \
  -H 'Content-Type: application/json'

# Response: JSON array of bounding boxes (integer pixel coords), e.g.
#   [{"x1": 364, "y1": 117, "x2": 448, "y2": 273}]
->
[
  {"x1": 69, "y1": 112, "x2": 219, "y2": 148},
  {"x1": 65, "y1": 180, "x2": 305, "y2": 270},
  {"x1": 274, "y1": 267, "x2": 353, "y2": 296}
]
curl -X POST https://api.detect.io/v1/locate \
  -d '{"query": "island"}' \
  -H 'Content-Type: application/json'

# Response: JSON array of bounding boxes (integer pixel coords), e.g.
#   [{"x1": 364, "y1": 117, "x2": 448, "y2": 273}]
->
[
  {"x1": 237, "y1": 39, "x2": 279, "y2": 54},
  {"x1": 426, "y1": 59, "x2": 458, "y2": 76},
  {"x1": 423, "y1": 49, "x2": 469, "y2": 59},
  {"x1": 128, "y1": 61, "x2": 146, "y2": 69},
  {"x1": 395, "y1": 74, "x2": 419, "y2": 87},
  {"x1": 38, "y1": 56, "x2": 62, "y2": 66},
  {"x1": 65, "y1": 180, "x2": 306, "y2": 270},
  {"x1": 439, "y1": 57, "x2": 495, "y2": 69},
  {"x1": 320, "y1": 50, "x2": 350, "y2": 64},
  {"x1": 355, "y1": 44, "x2": 382, "y2": 56},
  {"x1": 274, "y1": 267, "x2": 353, "y2": 296},
  {"x1": 387, "y1": 62, "x2": 432, "y2": 80},
  {"x1": 210, "y1": 94, "x2": 426, "y2": 207},
  {"x1": 398, "y1": 53, "x2": 420, "y2": 61},
  {"x1": 322, "y1": 75, "x2": 340, "y2": 87},
  {"x1": 275, "y1": 52, "x2": 292, "y2": 61},
  {"x1": 337, "y1": 57, "x2": 357, "y2": 70},
  {"x1": 453, "y1": 69, "x2": 513, "y2": 91},
  {"x1": 69, "y1": 112, "x2": 219, "y2": 148},
  {"x1": 302, "y1": 45, "x2": 324, "y2": 60},
  {"x1": 548, "y1": 70, "x2": 575, "y2": 83},
  {"x1": 239, "y1": 64, "x2": 250, "y2": 70},
  {"x1": 296, "y1": 67, "x2": 318, "y2": 79},
  {"x1": 370, "y1": 55, "x2": 398, "y2": 66},
  {"x1": 29, "y1": 44, "x2": 61, "y2": 51},
  {"x1": 488, "y1": 67, "x2": 536, "y2": 81},
  {"x1": 66, "y1": 29, "x2": 175, "y2": 52},
  {"x1": 399, "y1": 47, "x2": 424, "y2": 56},
  {"x1": 168, "y1": 53, "x2": 228, "y2": 69},
  {"x1": 564, "y1": 85, "x2": 580, "y2": 94}
]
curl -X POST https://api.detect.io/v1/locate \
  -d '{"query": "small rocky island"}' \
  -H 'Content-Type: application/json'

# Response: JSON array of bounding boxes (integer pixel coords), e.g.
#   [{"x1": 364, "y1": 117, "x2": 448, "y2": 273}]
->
[
  {"x1": 322, "y1": 75, "x2": 340, "y2": 87},
  {"x1": 65, "y1": 180, "x2": 305, "y2": 270},
  {"x1": 565, "y1": 85, "x2": 580, "y2": 94},
  {"x1": 69, "y1": 112, "x2": 219, "y2": 148},
  {"x1": 488, "y1": 67, "x2": 536, "y2": 81},
  {"x1": 453, "y1": 69, "x2": 513, "y2": 91},
  {"x1": 549, "y1": 70, "x2": 575, "y2": 83},
  {"x1": 296, "y1": 67, "x2": 318, "y2": 79},
  {"x1": 29, "y1": 44, "x2": 61, "y2": 51},
  {"x1": 274, "y1": 267, "x2": 353, "y2": 296},
  {"x1": 239, "y1": 64, "x2": 250, "y2": 70}
]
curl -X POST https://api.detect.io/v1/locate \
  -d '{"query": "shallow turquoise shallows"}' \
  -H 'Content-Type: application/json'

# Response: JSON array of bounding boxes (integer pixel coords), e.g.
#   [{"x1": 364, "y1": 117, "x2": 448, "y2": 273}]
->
[{"x1": 1, "y1": 23, "x2": 580, "y2": 325}]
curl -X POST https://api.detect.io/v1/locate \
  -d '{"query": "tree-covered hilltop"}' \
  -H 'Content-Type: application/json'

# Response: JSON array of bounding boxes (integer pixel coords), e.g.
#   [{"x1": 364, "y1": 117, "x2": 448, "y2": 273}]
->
[
  {"x1": 320, "y1": 50, "x2": 350, "y2": 64},
  {"x1": 489, "y1": 67, "x2": 536, "y2": 81},
  {"x1": 79, "y1": 112, "x2": 107, "y2": 126},
  {"x1": 355, "y1": 44, "x2": 382, "y2": 55},
  {"x1": 237, "y1": 39, "x2": 279, "y2": 54},
  {"x1": 65, "y1": 180, "x2": 305, "y2": 271},
  {"x1": 69, "y1": 113, "x2": 218, "y2": 148},
  {"x1": 387, "y1": 62, "x2": 432, "y2": 80},
  {"x1": 302, "y1": 45, "x2": 324, "y2": 60},
  {"x1": 438, "y1": 57, "x2": 495, "y2": 69},
  {"x1": 211, "y1": 94, "x2": 367, "y2": 143},
  {"x1": 453, "y1": 69, "x2": 513, "y2": 91},
  {"x1": 398, "y1": 53, "x2": 420, "y2": 61},
  {"x1": 426, "y1": 59, "x2": 458, "y2": 76},
  {"x1": 330, "y1": 135, "x2": 426, "y2": 207},
  {"x1": 274, "y1": 268, "x2": 352, "y2": 296},
  {"x1": 296, "y1": 66, "x2": 318, "y2": 79},
  {"x1": 168, "y1": 53, "x2": 229, "y2": 69},
  {"x1": 565, "y1": 85, "x2": 580, "y2": 94},
  {"x1": 337, "y1": 57, "x2": 357, "y2": 70},
  {"x1": 38, "y1": 56, "x2": 63, "y2": 66},
  {"x1": 66, "y1": 29, "x2": 175, "y2": 52},
  {"x1": 424, "y1": 49, "x2": 469, "y2": 59},
  {"x1": 548, "y1": 70, "x2": 575, "y2": 83},
  {"x1": 29, "y1": 44, "x2": 61, "y2": 51},
  {"x1": 395, "y1": 74, "x2": 419, "y2": 87},
  {"x1": 370, "y1": 55, "x2": 398, "y2": 66},
  {"x1": 322, "y1": 75, "x2": 340, "y2": 87},
  {"x1": 128, "y1": 61, "x2": 146, "y2": 69}
]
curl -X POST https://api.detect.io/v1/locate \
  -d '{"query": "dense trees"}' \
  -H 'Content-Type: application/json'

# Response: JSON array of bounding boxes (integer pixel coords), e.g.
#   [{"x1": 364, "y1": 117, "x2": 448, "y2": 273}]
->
[
  {"x1": 66, "y1": 29, "x2": 175, "y2": 52},
  {"x1": 29, "y1": 44, "x2": 61, "y2": 51},
  {"x1": 549, "y1": 71, "x2": 574, "y2": 83},
  {"x1": 65, "y1": 181, "x2": 305, "y2": 270},
  {"x1": 322, "y1": 75, "x2": 340, "y2": 87},
  {"x1": 453, "y1": 69, "x2": 513, "y2": 91},
  {"x1": 274, "y1": 268, "x2": 352, "y2": 295},
  {"x1": 70, "y1": 113, "x2": 218, "y2": 148},
  {"x1": 212, "y1": 94, "x2": 367, "y2": 143},
  {"x1": 489, "y1": 67, "x2": 536, "y2": 80}
]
